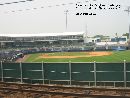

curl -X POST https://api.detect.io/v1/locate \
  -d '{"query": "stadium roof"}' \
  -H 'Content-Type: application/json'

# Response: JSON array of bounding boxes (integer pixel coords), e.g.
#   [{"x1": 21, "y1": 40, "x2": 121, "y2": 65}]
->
[
  {"x1": 96, "y1": 42, "x2": 127, "y2": 46},
  {"x1": 0, "y1": 32, "x2": 84, "y2": 37}
]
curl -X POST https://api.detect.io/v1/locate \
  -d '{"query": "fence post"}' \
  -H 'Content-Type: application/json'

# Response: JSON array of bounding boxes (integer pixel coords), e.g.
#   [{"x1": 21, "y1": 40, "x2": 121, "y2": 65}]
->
[
  {"x1": 69, "y1": 61, "x2": 71, "y2": 85},
  {"x1": 94, "y1": 61, "x2": 96, "y2": 87},
  {"x1": 124, "y1": 60, "x2": 126, "y2": 88},
  {"x1": 1, "y1": 61, "x2": 3, "y2": 82},
  {"x1": 20, "y1": 62, "x2": 23, "y2": 83},
  {"x1": 42, "y1": 61, "x2": 45, "y2": 84},
  {"x1": 114, "y1": 82, "x2": 115, "y2": 88}
]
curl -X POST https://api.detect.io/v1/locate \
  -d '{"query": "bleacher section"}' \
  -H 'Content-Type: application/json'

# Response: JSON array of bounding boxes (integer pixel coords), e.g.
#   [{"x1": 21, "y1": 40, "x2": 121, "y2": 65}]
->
[{"x1": 0, "y1": 46, "x2": 95, "y2": 62}]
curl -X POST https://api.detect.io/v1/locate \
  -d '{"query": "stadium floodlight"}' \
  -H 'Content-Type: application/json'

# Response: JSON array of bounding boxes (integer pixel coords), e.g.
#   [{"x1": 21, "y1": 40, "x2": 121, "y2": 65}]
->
[
  {"x1": 124, "y1": 6, "x2": 130, "y2": 39},
  {"x1": 124, "y1": 6, "x2": 130, "y2": 16}
]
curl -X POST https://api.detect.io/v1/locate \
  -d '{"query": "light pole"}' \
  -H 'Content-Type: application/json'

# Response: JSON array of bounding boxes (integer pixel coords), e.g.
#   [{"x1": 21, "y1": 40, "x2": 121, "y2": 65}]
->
[
  {"x1": 124, "y1": 6, "x2": 130, "y2": 39},
  {"x1": 65, "y1": 10, "x2": 69, "y2": 31}
]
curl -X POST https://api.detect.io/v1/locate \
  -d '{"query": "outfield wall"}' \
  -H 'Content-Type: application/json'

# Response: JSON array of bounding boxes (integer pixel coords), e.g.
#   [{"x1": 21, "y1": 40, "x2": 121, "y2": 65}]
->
[{"x1": 0, "y1": 62, "x2": 130, "y2": 87}]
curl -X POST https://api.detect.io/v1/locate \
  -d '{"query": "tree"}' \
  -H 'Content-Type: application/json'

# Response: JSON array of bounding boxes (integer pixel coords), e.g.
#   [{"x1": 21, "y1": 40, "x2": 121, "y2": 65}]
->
[
  {"x1": 94, "y1": 35, "x2": 109, "y2": 40},
  {"x1": 122, "y1": 33, "x2": 129, "y2": 39}
]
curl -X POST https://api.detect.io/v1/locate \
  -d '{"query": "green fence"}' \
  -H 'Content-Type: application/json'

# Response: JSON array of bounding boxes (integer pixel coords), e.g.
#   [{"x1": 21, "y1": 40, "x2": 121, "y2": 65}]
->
[{"x1": 0, "y1": 61, "x2": 130, "y2": 87}]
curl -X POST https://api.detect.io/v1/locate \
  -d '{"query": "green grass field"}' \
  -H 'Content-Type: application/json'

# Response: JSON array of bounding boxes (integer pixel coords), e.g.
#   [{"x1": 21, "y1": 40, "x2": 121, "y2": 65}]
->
[{"x1": 24, "y1": 50, "x2": 130, "y2": 63}]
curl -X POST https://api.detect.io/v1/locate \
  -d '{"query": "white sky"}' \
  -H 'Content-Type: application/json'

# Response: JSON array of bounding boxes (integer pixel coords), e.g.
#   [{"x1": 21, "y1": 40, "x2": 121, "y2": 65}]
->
[{"x1": 0, "y1": 0, "x2": 130, "y2": 37}]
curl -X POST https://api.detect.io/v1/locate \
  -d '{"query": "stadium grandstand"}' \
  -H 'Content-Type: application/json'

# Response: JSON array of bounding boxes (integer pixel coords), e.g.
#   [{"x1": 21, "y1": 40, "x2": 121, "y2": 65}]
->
[
  {"x1": 0, "y1": 32, "x2": 87, "y2": 48},
  {"x1": 0, "y1": 32, "x2": 94, "y2": 62}
]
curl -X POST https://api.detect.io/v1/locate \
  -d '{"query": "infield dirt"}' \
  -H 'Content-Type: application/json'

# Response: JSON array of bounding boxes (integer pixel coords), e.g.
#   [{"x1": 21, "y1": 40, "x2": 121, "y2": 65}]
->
[{"x1": 39, "y1": 51, "x2": 112, "y2": 59}]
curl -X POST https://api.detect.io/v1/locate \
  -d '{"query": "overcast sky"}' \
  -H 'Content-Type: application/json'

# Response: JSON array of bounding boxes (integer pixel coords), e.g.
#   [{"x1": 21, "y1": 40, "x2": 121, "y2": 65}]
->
[{"x1": 0, "y1": 0, "x2": 130, "y2": 37}]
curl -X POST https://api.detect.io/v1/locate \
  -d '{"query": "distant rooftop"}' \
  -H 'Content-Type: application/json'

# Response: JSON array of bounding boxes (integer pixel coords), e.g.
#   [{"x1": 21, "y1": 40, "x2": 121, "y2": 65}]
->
[{"x1": 0, "y1": 32, "x2": 84, "y2": 37}]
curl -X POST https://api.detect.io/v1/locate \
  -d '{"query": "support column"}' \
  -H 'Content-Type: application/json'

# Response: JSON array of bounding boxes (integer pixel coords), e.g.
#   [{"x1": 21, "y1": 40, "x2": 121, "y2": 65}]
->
[
  {"x1": 69, "y1": 61, "x2": 72, "y2": 85},
  {"x1": 1, "y1": 61, "x2": 3, "y2": 82},
  {"x1": 20, "y1": 62, "x2": 23, "y2": 83},
  {"x1": 42, "y1": 61, "x2": 45, "y2": 84},
  {"x1": 124, "y1": 60, "x2": 126, "y2": 88},
  {"x1": 94, "y1": 61, "x2": 96, "y2": 87}
]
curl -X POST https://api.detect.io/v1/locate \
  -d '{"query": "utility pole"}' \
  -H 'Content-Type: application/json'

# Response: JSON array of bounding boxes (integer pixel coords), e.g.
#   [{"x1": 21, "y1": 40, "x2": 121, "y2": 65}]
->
[
  {"x1": 124, "y1": 6, "x2": 130, "y2": 39},
  {"x1": 65, "y1": 10, "x2": 69, "y2": 30},
  {"x1": 84, "y1": 24, "x2": 88, "y2": 43},
  {"x1": 115, "y1": 33, "x2": 120, "y2": 48}
]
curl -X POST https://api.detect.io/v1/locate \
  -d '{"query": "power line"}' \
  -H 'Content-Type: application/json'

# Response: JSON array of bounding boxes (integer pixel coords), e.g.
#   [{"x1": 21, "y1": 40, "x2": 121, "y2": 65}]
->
[
  {"x1": 2, "y1": 1, "x2": 128, "y2": 14},
  {"x1": 0, "y1": 0, "x2": 33, "y2": 6},
  {"x1": 4, "y1": 2, "x2": 74, "y2": 13}
]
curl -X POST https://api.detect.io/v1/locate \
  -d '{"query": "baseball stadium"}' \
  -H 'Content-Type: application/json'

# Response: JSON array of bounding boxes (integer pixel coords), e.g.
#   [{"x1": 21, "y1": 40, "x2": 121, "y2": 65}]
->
[
  {"x1": 1, "y1": 32, "x2": 130, "y2": 97},
  {"x1": 0, "y1": 32, "x2": 129, "y2": 63},
  {"x1": 0, "y1": 0, "x2": 130, "y2": 97}
]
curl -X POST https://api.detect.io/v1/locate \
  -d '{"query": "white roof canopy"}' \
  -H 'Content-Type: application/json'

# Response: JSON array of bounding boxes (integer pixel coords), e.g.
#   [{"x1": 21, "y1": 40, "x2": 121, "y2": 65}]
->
[{"x1": 0, "y1": 32, "x2": 84, "y2": 37}]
